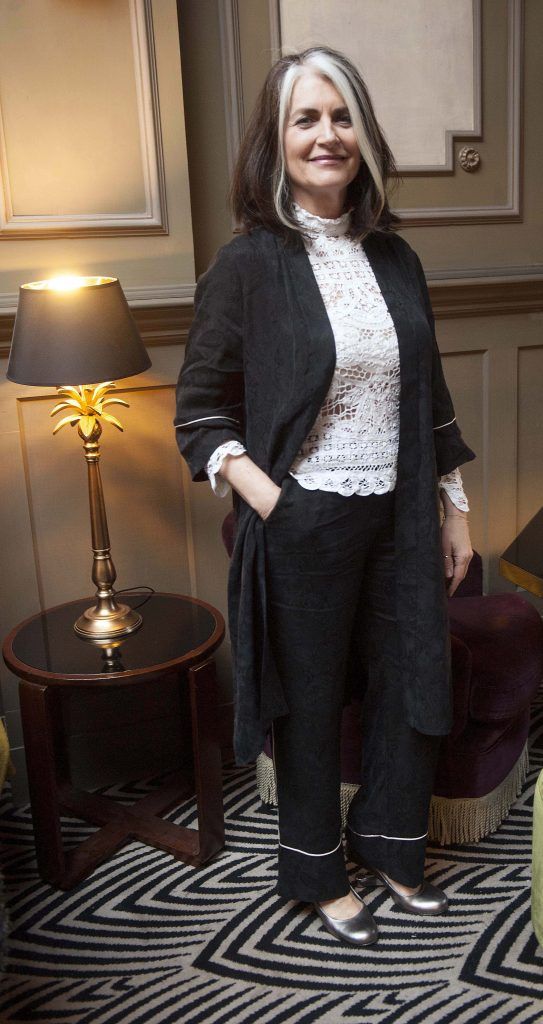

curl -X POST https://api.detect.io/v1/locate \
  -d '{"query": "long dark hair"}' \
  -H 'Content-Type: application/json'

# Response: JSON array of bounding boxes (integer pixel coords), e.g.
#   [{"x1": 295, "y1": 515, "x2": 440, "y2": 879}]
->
[{"x1": 231, "y1": 46, "x2": 400, "y2": 241}]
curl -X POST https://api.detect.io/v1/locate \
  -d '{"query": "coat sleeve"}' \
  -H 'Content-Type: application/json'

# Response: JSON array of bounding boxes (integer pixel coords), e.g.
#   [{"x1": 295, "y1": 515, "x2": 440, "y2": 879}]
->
[
  {"x1": 409, "y1": 248, "x2": 476, "y2": 477},
  {"x1": 174, "y1": 245, "x2": 246, "y2": 482}
]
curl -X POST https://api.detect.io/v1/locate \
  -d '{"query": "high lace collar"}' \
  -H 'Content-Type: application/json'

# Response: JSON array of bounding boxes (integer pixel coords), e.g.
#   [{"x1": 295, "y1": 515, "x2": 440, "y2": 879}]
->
[{"x1": 293, "y1": 202, "x2": 351, "y2": 239}]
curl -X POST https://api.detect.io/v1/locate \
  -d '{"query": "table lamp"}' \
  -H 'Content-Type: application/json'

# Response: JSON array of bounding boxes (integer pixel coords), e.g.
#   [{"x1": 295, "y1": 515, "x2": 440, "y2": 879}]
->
[{"x1": 7, "y1": 275, "x2": 151, "y2": 640}]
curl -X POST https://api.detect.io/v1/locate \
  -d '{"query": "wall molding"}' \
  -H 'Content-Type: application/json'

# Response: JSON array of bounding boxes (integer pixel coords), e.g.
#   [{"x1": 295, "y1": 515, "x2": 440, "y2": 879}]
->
[
  {"x1": 0, "y1": 283, "x2": 195, "y2": 315},
  {"x1": 0, "y1": 0, "x2": 168, "y2": 239},
  {"x1": 398, "y1": 0, "x2": 524, "y2": 224},
  {"x1": 1, "y1": 274, "x2": 542, "y2": 356},
  {"x1": 428, "y1": 264, "x2": 543, "y2": 282},
  {"x1": 0, "y1": 293, "x2": 195, "y2": 355},
  {"x1": 428, "y1": 277, "x2": 543, "y2": 319},
  {"x1": 399, "y1": 0, "x2": 483, "y2": 176},
  {"x1": 218, "y1": 0, "x2": 245, "y2": 178}
]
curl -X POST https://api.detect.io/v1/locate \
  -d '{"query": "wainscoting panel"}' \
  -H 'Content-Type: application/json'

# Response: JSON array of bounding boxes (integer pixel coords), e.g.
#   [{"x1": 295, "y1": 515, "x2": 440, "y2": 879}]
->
[
  {"x1": 440, "y1": 347, "x2": 485, "y2": 556},
  {"x1": 0, "y1": 0, "x2": 168, "y2": 237},
  {"x1": 437, "y1": 313, "x2": 543, "y2": 600},
  {"x1": 517, "y1": 344, "x2": 543, "y2": 577}
]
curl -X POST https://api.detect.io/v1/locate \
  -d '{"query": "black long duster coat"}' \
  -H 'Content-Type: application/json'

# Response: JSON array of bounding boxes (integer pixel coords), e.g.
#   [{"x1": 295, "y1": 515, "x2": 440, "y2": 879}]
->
[{"x1": 174, "y1": 226, "x2": 476, "y2": 765}]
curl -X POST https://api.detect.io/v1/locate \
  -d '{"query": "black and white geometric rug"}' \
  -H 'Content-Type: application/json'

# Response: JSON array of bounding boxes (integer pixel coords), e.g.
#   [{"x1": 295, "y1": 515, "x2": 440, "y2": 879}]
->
[{"x1": 1, "y1": 703, "x2": 542, "y2": 1024}]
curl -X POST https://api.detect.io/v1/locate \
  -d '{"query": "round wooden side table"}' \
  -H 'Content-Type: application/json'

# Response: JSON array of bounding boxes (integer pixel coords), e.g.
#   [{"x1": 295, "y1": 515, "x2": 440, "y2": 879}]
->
[{"x1": 2, "y1": 592, "x2": 225, "y2": 890}]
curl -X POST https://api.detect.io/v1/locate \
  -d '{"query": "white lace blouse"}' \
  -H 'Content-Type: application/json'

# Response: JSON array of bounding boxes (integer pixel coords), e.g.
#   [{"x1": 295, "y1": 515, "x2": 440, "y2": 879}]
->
[{"x1": 206, "y1": 204, "x2": 468, "y2": 512}]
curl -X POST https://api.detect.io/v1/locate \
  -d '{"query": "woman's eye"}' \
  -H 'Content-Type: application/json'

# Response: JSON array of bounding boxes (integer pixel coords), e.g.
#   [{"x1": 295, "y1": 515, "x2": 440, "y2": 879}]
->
[
  {"x1": 336, "y1": 115, "x2": 352, "y2": 125},
  {"x1": 295, "y1": 116, "x2": 313, "y2": 126}
]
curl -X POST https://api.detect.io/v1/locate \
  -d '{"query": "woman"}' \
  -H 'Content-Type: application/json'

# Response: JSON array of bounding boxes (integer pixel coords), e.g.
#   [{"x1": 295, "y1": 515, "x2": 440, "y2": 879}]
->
[{"x1": 175, "y1": 46, "x2": 475, "y2": 946}]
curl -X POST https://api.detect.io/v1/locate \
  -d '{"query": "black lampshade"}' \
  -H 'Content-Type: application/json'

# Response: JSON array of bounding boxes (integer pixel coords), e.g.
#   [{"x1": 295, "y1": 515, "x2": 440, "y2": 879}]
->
[{"x1": 7, "y1": 276, "x2": 151, "y2": 386}]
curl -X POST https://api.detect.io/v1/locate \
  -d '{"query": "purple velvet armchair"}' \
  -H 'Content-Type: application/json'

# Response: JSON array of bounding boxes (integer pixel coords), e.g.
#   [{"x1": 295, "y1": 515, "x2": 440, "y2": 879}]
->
[{"x1": 222, "y1": 511, "x2": 543, "y2": 845}]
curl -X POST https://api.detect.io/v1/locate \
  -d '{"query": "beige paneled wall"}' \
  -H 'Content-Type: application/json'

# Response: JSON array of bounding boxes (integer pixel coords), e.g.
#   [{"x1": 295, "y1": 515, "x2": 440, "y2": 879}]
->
[
  {"x1": 435, "y1": 310, "x2": 543, "y2": 616},
  {"x1": 518, "y1": 343, "x2": 543, "y2": 541},
  {"x1": 408, "y1": 0, "x2": 542, "y2": 264},
  {"x1": 0, "y1": 1, "x2": 148, "y2": 219},
  {"x1": 176, "y1": 0, "x2": 232, "y2": 276},
  {"x1": 0, "y1": 0, "x2": 195, "y2": 295}
]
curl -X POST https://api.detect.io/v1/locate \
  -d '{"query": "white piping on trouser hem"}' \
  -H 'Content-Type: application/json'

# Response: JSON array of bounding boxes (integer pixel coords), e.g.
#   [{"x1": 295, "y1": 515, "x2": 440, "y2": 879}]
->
[
  {"x1": 279, "y1": 838, "x2": 343, "y2": 857},
  {"x1": 348, "y1": 826, "x2": 428, "y2": 841},
  {"x1": 271, "y1": 721, "x2": 280, "y2": 845},
  {"x1": 433, "y1": 416, "x2": 456, "y2": 430},
  {"x1": 175, "y1": 415, "x2": 240, "y2": 428},
  {"x1": 271, "y1": 723, "x2": 343, "y2": 858}
]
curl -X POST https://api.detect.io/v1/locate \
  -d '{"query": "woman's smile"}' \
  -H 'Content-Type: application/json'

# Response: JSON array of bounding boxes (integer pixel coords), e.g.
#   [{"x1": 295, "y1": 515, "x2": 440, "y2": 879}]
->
[{"x1": 310, "y1": 155, "x2": 346, "y2": 163}]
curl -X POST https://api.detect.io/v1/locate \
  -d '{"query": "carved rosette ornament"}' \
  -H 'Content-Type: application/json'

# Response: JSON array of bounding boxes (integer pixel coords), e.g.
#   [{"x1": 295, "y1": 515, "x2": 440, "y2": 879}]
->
[{"x1": 458, "y1": 146, "x2": 481, "y2": 171}]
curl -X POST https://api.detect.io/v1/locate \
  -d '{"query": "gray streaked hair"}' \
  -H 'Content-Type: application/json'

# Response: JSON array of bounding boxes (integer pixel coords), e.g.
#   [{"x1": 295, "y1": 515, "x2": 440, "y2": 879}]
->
[
  {"x1": 274, "y1": 48, "x2": 386, "y2": 231},
  {"x1": 230, "y1": 45, "x2": 399, "y2": 240}
]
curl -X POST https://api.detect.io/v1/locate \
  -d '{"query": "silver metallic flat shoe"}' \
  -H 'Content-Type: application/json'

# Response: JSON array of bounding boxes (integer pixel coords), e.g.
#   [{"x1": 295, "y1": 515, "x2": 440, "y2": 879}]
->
[
  {"x1": 349, "y1": 854, "x2": 448, "y2": 916},
  {"x1": 313, "y1": 885, "x2": 379, "y2": 946}
]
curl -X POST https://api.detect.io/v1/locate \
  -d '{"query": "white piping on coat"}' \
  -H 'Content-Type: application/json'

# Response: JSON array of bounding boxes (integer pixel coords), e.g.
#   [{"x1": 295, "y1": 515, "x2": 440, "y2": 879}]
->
[{"x1": 175, "y1": 415, "x2": 240, "y2": 428}]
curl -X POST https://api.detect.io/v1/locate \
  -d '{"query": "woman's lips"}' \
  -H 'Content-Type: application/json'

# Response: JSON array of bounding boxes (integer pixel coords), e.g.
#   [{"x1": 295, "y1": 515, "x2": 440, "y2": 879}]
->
[{"x1": 310, "y1": 155, "x2": 346, "y2": 163}]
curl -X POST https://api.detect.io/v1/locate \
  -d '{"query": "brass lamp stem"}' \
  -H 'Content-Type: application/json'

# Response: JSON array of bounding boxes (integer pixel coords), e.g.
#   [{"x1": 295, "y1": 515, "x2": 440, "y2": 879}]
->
[{"x1": 73, "y1": 418, "x2": 142, "y2": 640}]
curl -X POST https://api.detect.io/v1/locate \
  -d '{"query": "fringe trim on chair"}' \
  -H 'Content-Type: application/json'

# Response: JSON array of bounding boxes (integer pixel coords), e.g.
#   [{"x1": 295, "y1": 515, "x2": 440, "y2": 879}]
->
[
  {"x1": 340, "y1": 783, "x2": 361, "y2": 825},
  {"x1": 256, "y1": 753, "x2": 359, "y2": 828},
  {"x1": 256, "y1": 743, "x2": 530, "y2": 846},
  {"x1": 256, "y1": 753, "x2": 277, "y2": 805},
  {"x1": 428, "y1": 743, "x2": 530, "y2": 846}
]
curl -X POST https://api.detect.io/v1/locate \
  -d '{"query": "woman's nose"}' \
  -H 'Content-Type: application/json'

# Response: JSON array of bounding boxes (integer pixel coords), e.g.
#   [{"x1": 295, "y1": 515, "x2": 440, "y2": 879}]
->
[{"x1": 316, "y1": 119, "x2": 339, "y2": 145}]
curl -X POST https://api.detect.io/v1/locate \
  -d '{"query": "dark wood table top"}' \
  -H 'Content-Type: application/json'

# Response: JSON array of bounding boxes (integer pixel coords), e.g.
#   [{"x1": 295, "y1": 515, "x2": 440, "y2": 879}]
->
[
  {"x1": 500, "y1": 507, "x2": 543, "y2": 598},
  {"x1": 2, "y1": 592, "x2": 225, "y2": 687}
]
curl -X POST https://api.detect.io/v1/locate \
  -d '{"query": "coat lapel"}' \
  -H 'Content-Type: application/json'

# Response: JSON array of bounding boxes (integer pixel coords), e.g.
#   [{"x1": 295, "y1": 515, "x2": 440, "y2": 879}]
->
[{"x1": 271, "y1": 240, "x2": 337, "y2": 481}]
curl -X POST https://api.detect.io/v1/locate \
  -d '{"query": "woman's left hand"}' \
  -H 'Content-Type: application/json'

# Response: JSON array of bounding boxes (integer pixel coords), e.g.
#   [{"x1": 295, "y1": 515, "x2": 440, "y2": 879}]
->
[
  {"x1": 440, "y1": 508, "x2": 473, "y2": 597},
  {"x1": 440, "y1": 489, "x2": 473, "y2": 596}
]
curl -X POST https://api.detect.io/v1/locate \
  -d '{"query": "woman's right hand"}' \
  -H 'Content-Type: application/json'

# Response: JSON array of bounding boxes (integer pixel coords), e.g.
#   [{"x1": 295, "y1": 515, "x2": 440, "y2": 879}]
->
[
  {"x1": 218, "y1": 453, "x2": 282, "y2": 520},
  {"x1": 252, "y1": 475, "x2": 282, "y2": 519},
  {"x1": 258, "y1": 485, "x2": 283, "y2": 520}
]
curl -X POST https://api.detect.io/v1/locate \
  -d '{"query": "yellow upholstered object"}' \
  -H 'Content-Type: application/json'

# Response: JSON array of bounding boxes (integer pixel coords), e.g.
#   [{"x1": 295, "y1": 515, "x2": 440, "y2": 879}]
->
[
  {"x1": 533, "y1": 768, "x2": 543, "y2": 947},
  {"x1": 0, "y1": 720, "x2": 14, "y2": 791}
]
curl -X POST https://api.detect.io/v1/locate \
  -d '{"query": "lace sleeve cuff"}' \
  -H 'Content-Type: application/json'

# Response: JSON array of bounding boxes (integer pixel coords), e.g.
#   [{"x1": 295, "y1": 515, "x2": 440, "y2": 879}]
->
[
  {"x1": 438, "y1": 466, "x2": 469, "y2": 512},
  {"x1": 206, "y1": 441, "x2": 247, "y2": 497}
]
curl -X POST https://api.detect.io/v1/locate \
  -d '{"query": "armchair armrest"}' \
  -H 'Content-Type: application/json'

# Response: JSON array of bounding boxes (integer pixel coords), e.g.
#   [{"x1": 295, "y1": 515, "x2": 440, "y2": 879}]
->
[{"x1": 449, "y1": 594, "x2": 543, "y2": 722}]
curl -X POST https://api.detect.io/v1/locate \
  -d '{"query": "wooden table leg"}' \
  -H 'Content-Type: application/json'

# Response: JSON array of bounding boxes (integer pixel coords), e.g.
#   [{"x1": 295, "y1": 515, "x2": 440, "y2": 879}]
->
[
  {"x1": 57, "y1": 660, "x2": 226, "y2": 869},
  {"x1": 19, "y1": 681, "x2": 133, "y2": 889},
  {"x1": 19, "y1": 680, "x2": 68, "y2": 886},
  {"x1": 19, "y1": 658, "x2": 225, "y2": 887},
  {"x1": 189, "y1": 659, "x2": 225, "y2": 862}
]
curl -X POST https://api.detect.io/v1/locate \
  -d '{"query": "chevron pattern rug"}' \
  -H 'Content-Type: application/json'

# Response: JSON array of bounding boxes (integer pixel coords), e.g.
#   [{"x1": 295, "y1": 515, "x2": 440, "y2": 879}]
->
[{"x1": 1, "y1": 699, "x2": 542, "y2": 1024}]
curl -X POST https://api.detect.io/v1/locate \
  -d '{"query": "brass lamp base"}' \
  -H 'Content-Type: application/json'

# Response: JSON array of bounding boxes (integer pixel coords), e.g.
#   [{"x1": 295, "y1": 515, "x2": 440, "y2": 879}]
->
[
  {"x1": 48, "y1": 387, "x2": 146, "y2": 644},
  {"x1": 74, "y1": 600, "x2": 142, "y2": 640}
]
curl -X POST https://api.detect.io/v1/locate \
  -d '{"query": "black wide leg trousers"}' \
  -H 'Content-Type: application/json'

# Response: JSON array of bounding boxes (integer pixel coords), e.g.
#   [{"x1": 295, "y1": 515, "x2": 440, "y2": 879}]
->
[{"x1": 265, "y1": 475, "x2": 443, "y2": 903}]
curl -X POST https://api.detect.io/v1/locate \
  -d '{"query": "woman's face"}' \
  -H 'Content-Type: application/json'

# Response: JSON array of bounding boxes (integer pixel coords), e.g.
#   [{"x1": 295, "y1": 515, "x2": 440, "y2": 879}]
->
[{"x1": 283, "y1": 69, "x2": 361, "y2": 217}]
